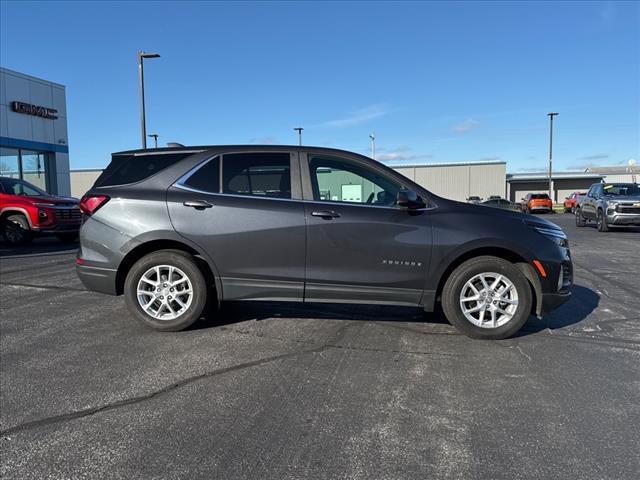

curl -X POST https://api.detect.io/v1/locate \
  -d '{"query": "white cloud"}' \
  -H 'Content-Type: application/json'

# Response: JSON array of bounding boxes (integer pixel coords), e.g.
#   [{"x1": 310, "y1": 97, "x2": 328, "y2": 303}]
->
[
  {"x1": 451, "y1": 118, "x2": 479, "y2": 133},
  {"x1": 316, "y1": 104, "x2": 391, "y2": 129}
]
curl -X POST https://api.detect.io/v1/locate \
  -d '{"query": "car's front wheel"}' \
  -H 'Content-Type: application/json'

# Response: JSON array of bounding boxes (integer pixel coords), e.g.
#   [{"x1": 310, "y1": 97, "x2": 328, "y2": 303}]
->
[
  {"x1": 442, "y1": 256, "x2": 532, "y2": 339},
  {"x1": 596, "y1": 209, "x2": 609, "y2": 232},
  {"x1": 1, "y1": 214, "x2": 33, "y2": 245},
  {"x1": 124, "y1": 250, "x2": 208, "y2": 331}
]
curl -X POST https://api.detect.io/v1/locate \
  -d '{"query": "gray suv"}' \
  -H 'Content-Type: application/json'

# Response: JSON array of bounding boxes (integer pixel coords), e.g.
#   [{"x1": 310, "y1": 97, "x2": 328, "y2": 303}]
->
[
  {"x1": 576, "y1": 182, "x2": 640, "y2": 232},
  {"x1": 77, "y1": 146, "x2": 573, "y2": 339}
]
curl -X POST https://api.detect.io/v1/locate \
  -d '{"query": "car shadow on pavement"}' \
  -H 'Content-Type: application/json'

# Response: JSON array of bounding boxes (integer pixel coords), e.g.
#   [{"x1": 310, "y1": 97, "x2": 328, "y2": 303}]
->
[
  {"x1": 191, "y1": 301, "x2": 447, "y2": 331},
  {"x1": 192, "y1": 284, "x2": 598, "y2": 337},
  {"x1": 517, "y1": 284, "x2": 599, "y2": 336}
]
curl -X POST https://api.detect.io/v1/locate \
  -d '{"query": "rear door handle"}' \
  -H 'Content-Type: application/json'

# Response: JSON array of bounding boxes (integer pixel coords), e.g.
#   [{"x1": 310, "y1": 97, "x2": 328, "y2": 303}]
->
[
  {"x1": 311, "y1": 210, "x2": 341, "y2": 219},
  {"x1": 183, "y1": 200, "x2": 213, "y2": 209}
]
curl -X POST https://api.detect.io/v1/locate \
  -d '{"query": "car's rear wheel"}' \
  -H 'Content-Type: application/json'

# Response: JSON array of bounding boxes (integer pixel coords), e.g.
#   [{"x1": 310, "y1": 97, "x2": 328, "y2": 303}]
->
[
  {"x1": 124, "y1": 250, "x2": 208, "y2": 331},
  {"x1": 442, "y1": 256, "x2": 532, "y2": 339},
  {"x1": 1, "y1": 214, "x2": 33, "y2": 245},
  {"x1": 575, "y1": 208, "x2": 586, "y2": 227},
  {"x1": 596, "y1": 209, "x2": 609, "y2": 232}
]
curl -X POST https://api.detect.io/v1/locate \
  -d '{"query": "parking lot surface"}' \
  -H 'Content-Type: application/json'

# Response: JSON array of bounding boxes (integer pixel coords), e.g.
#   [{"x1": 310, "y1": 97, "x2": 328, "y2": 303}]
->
[{"x1": 1, "y1": 214, "x2": 639, "y2": 479}]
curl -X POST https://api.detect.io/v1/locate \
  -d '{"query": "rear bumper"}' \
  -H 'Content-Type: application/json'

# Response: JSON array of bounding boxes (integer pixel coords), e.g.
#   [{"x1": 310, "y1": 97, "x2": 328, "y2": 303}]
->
[
  {"x1": 76, "y1": 263, "x2": 118, "y2": 295},
  {"x1": 540, "y1": 289, "x2": 572, "y2": 316}
]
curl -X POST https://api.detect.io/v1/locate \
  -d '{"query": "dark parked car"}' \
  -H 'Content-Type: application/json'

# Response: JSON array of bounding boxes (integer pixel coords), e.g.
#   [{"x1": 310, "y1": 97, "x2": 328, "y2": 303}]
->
[
  {"x1": 576, "y1": 182, "x2": 640, "y2": 231},
  {"x1": 481, "y1": 198, "x2": 521, "y2": 211},
  {"x1": 77, "y1": 146, "x2": 572, "y2": 340}
]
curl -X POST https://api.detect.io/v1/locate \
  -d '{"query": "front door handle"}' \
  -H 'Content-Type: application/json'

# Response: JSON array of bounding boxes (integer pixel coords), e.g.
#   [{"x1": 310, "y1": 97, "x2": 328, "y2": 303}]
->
[
  {"x1": 183, "y1": 200, "x2": 213, "y2": 210},
  {"x1": 311, "y1": 210, "x2": 340, "y2": 219}
]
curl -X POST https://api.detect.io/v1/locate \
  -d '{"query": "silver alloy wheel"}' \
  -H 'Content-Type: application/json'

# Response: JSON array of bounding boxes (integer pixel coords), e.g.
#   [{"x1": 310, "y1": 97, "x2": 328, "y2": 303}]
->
[
  {"x1": 459, "y1": 272, "x2": 519, "y2": 328},
  {"x1": 136, "y1": 265, "x2": 193, "y2": 321}
]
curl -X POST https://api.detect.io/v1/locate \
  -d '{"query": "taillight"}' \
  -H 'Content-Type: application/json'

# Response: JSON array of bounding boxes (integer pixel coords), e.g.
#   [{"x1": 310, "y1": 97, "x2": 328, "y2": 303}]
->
[{"x1": 79, "y1": 194, "x2": 109, "y2": 215}]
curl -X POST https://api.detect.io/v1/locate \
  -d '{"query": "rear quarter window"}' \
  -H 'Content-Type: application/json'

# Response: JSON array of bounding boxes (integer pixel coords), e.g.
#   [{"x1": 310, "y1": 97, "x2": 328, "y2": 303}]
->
[{"x1": 94, "y1": 152, "x2": 193, "y2": 187}]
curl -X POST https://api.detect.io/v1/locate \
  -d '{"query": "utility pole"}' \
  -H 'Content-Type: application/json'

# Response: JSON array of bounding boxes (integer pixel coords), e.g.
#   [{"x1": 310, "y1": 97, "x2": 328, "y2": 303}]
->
[
  {"x1": 148, "y1": 134, "x2": 159, "y2": 149},
  {"x1": 138, "y1": 51, "x2": 160, "y2": 149},
  {"x1": 547, "y1": 112, "x2": 559, "y2": 202},
  {"x1": 369, "y1": 132, "x2": 376, "y2": 160},
  {"x1": 294, "y1": 127, "x2": 304, "y2": 146}
]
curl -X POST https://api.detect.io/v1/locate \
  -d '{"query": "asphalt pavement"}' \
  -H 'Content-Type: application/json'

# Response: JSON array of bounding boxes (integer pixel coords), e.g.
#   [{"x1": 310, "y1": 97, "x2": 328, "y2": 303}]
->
[{"x1": 1, "y1": 214, "x2": 638, "y2": 479}]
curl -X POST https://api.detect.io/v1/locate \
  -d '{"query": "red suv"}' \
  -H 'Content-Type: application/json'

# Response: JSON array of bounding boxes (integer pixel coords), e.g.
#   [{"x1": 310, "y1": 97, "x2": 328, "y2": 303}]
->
[{"x1": 0, "y1": 176, "x2": 81, "y2": 245}]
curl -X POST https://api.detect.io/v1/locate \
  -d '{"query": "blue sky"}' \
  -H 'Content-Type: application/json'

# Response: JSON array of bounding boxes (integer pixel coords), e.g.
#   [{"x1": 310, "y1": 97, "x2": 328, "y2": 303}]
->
[{"x1": 1, "y1": 1, "x2": 638, "y2": 171}]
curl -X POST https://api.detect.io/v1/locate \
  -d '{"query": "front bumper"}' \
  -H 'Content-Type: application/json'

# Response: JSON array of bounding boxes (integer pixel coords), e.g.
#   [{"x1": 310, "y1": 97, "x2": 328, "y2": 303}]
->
[
  {"x1": 606, "y1": 212, "x2": 640, "y2": 225},
  {"x1": 34, "y1": 222, "x2": 81, "y2": 233},
  {"x1": 540, "y1": 289, "x2": 572, "y2": 316}
]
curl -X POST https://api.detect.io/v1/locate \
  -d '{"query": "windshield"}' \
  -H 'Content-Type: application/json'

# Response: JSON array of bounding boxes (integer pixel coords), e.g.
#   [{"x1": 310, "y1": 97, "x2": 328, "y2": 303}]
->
[
  {"x1": 0, "y1": 177, "x2": 49, "y2": 196},
  {"x1": 603, "y1": 184, "x2": 640, "y2": 196}
]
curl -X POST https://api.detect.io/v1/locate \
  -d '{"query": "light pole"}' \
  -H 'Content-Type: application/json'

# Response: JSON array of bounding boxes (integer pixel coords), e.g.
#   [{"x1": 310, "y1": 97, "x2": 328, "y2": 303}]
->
[
  {"x1": 369, "y1": 132, "x2": 376, "y2": 160},
  {"x1": 138, "y1": 51, "x2": 160, "y2": 149},
  {"x1": 294, "y1": 127, "x2": 304, "y2": 146},
  {"x1": 547, "y1": 112, "x2": 559, "y2": 202},
  {"x1": 148, "y1": 134, "x2": 159, "y2": 149}
]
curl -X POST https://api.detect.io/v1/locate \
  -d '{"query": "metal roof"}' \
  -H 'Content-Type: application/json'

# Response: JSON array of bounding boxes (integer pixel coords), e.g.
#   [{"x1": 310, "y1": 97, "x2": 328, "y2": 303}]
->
[
  {"x1": 386, "y1": 160, "x2": 506, "y2": 168},
  {"x1": 507, "y1": 171, "x2": 603, "y2": 182}
]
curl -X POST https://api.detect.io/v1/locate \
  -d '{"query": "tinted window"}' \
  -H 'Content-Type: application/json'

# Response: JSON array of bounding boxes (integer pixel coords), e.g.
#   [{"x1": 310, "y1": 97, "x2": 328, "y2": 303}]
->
[
  {"x1": 531, "y1": 194, "x2": 550, "y2": 199},
  {"x1": 309, "y1": 155, "x2": 402, "y2": 206},
  {"x1": 95, "y1": 152, "x2": 193, "y2": 187},
  {"x1": 222, "y1": 152, "x2": 291, "y2": 199},
  {"x1": 0, "y1": 178, "x2": 48, "y2": 196},
  {"x1": 182, "y1": 157, "x2": 220, "y2": 193}
]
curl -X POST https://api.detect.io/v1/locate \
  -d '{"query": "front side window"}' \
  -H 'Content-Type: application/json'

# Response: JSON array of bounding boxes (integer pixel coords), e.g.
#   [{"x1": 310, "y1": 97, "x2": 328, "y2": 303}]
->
[
  {"x1": 309, "y1": 155, "x2": 402, "y2": 206},
  {"x1": 222, "y1": 152, "x2": 291, "y2": 199}
]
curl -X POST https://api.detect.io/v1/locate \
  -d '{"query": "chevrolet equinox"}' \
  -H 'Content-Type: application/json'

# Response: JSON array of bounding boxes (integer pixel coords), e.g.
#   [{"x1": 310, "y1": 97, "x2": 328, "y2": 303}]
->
[{"x1": 76, "y1": 146, "x2": 572, "y2": 339}]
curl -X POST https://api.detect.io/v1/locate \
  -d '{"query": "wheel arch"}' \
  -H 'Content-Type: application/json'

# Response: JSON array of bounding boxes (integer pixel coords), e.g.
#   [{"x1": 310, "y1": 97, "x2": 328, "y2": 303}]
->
[
  {"x1": 0, "y1": 207, "x2": 34, "y2": 227},
  {"x1": 434, "y1": 246, "x2": 541, "y2": 316},
  {"x1": 115, "y1": 238, "x2": 221, "y2": 304}
]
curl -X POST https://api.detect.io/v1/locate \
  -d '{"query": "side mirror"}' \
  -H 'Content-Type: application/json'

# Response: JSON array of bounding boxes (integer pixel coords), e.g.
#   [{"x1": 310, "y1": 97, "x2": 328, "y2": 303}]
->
[{"x1": 397, "y1": 189, "x2": 425, "y2": 209}]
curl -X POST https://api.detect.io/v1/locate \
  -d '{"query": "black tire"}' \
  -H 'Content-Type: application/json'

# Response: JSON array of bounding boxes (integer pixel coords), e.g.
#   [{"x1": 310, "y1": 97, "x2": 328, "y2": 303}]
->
[
  {"x1": 564, "y1": 207, "x2": 571, "y2": 213},
  {"x1": 2, "y1": 214, "x2": 33, "y2": 245},
  {"x1": 441, "y1": 256, "x2": 532, "y2": 340},
  {"x1": 596, "y1": 209, "x2": 609, "y2": 232},
  {"x1": 124, "y1": 250, "x2": 208, "y2": 331},
  {"x1": 525, "y1": 207, "x2": 531, "y2": 214},
  {"x1": 56, "y1": 232, "x2": 79, "y2": 243},
  {"x1": 575, "y1": 208, "x2": 586, "y2": 227}
]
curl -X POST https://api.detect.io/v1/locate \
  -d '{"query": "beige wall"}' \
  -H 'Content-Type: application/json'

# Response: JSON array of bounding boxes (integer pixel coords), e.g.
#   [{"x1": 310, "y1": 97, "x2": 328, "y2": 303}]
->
[
  {"x1": 70, "y1": 170, "x2": 102, "y2": 198},
  {"x1": 393, "y1": 163, "x2": 506, "y2": 202},
  {"x1": 69, "y1": 163, "x2": 509, "y2": 203}
]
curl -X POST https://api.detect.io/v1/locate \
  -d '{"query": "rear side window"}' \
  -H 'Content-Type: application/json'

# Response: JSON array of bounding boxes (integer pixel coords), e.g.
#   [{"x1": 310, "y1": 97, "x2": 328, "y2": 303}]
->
[
  {"x1": 531, "y1": 194, "x2": 550, "y2": 199},
  {"x1": 222, "y1": 152, "x2": 291, "y2": 199},
  {"x1": 182, "y1": 157, "x2": 220, "y2": 193},
  {"x1": 95, "y1": 152, "x2": 193, "y2": 187}
]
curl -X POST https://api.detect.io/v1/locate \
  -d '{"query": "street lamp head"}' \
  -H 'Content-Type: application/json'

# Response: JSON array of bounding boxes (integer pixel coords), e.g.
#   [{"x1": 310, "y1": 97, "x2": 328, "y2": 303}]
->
[
  {"x1": 547, "y1": 112, "x2": 559, "y2": 116},
  {"x1": 139, "y1": 52, "x2": 160, "y2": 59}
]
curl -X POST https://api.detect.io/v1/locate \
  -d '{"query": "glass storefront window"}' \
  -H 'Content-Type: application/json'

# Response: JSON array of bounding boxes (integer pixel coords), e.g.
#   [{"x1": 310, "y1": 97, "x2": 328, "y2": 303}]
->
[
  {"x1": 20, "y1": 150, "x2": 47, "y2": 191},
  {"x1": 0, "y1": 147, "x2": 20, "y2": 178},
  {"x1": 0, "y1": 147, "x2": 50, "y2": 192}
]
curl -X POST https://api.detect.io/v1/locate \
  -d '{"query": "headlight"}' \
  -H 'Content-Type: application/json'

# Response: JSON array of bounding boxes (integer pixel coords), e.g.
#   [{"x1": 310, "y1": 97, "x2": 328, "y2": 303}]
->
[
  {"x1": 529, "y1": 225, "x2": 569, "y2": 247},
  {"x1": 607, "y1": 201, "x2": 619, "y2": 208}
]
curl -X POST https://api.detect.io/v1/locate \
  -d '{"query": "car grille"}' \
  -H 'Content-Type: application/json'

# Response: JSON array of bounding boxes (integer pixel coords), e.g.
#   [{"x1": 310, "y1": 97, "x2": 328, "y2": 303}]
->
[
  {"x1": 54, "y1": 207, "x2": 82, "y2": 221},
  {"x1": 616, "y1": 204, "x2": 640, "y2": 214}
]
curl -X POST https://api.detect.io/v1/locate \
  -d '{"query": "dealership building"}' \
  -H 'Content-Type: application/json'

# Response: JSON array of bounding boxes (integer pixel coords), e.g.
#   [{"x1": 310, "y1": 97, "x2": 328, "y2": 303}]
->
[{"x1": 0, "y1": 67, "x2": 70, "y2": 195}]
